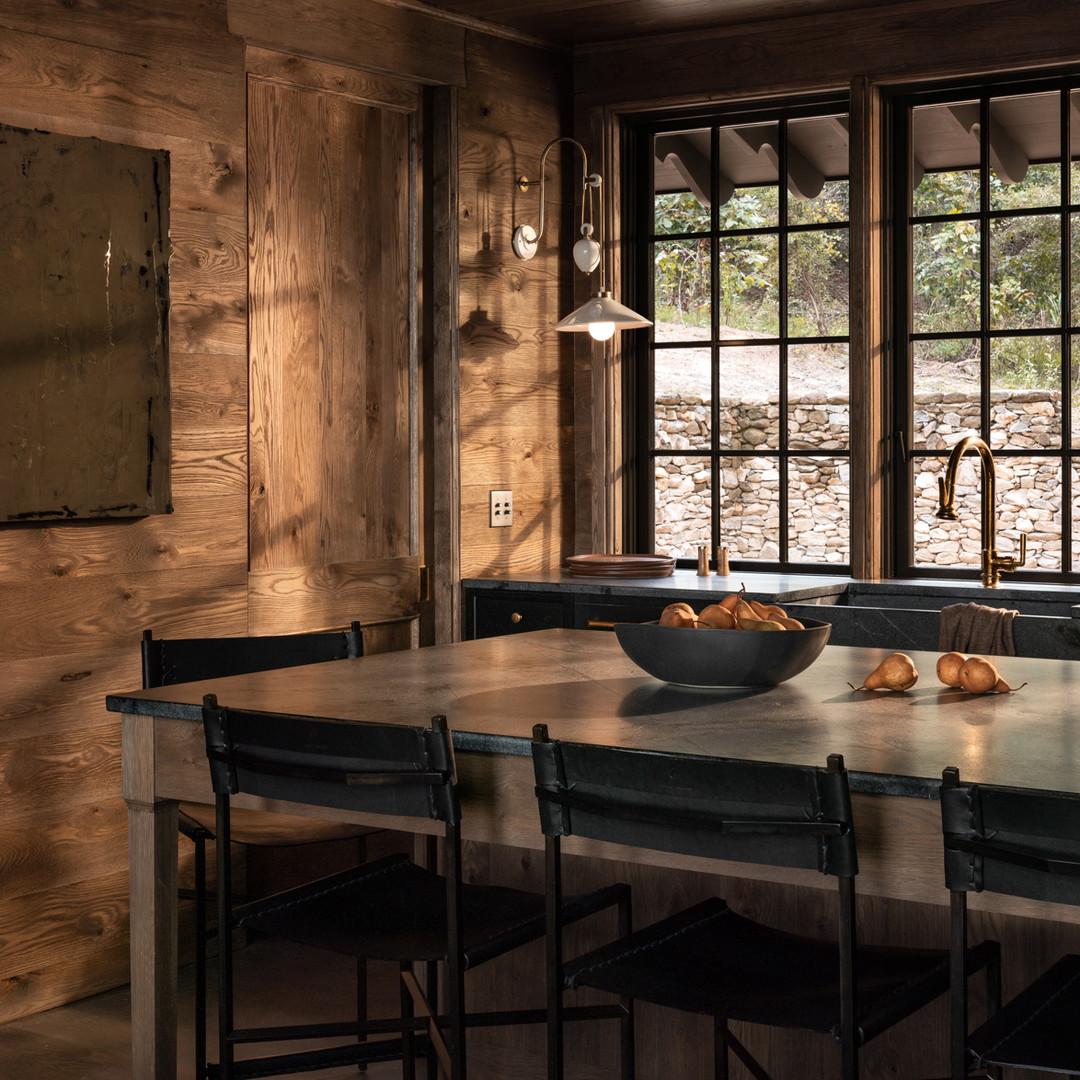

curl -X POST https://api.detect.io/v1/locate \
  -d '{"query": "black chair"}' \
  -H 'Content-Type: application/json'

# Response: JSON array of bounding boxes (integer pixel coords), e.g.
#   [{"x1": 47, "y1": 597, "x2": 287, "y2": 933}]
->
[
  {"x1": 531, "y1": 726, "x2": 1000, "y2": 1080},
  {"x1": 141, "y1": 624, "x2": 372, "y2": 1078},
  {"x1": 201, "y1": 697, "x2": 630, "y2": 1080},
  {"x1": 941, "y1": 766, "x2": 1080, "y2": 1077}
]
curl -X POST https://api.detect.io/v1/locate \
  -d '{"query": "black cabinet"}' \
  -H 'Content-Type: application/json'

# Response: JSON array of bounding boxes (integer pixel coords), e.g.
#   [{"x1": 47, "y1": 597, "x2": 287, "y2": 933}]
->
[
  {"x1": 464, "y1": 586, "x2": 676, "y2": 639},
  {"x1": 465, "y1": 589, "x2": 573, "y2": 639}
]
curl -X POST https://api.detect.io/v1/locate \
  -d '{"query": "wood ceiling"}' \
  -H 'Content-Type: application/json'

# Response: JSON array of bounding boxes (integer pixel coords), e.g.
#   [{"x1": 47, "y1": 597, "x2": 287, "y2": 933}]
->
[{"x1": 407, "y1": 0, "x2": 917, "y2": 48}]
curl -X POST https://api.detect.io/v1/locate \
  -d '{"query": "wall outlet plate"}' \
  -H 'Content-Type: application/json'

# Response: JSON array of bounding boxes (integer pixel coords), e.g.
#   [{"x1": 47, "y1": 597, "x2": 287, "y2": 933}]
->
[{"x1": 489, "y1": 489, "x2": 512, "y2": 527}]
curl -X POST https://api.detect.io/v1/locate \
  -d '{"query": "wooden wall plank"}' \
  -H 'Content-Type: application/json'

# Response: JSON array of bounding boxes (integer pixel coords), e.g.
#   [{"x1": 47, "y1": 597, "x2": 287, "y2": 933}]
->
[
  {"x1": 0, "y1": 0, "x2": 241, "y2": 74},
  {"x1": 0, "y1": 566, "x2": 247, "y2": 660},
  {"x1": 247, "y1": 556, "x2": 421, "y2": 634},
  {"x1": 0, "y1": 26, "x2": 243, "y2": 145},
  {"x1": 229, "y1": 0, "x2": 466, "y2": 87}
]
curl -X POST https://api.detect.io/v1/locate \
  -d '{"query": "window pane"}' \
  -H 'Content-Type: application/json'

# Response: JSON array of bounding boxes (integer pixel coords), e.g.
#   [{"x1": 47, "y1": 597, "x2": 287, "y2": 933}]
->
[
  {"x1": 719, "y1": 344, "x2": 778, "y2": 450},
  {"x1": 655, "y1": 455, "x2": 711, "y2": 558},
  {"x1": 989, "y1": 336, "x2": 1062, "y2": 449},
  {"x1": 717, "y1": 455, "x2": 780, "y2": 562},
  {"x1": 652, "y1": 345, "x2": 712, "y2": 416},
  {"x1": 912, "y1": 455, "x2": 1059, "y2": 570},
  {"x1": 912, "y1": 100, "x2": 981, "y2": 215},
  {"x1": 654, "y1": 190, "x2": 709, "y2": 236},
  {"x1": 787, "y1": 114, "x2": 849, "y2": 225},
  {"x1": 788, "y1": 343, "x2": 849, "y2": 449},
  {"x1": 1073, "y1": 461, "x2": 1080, "y2": 570},
  {"x1": 655, "y1": 237, "x2": 711, "y2": 327},
  {"x1": 717, "y1": 234, "x2": 777, "y2": 334},
  {"x1": 998, "y1": 456, "x2": 1061, "y2": 571},
  {"x1": 788, "y1": 457, "x2": 849, "y2": 563},
  {"x1": 913, "y1": 221, "x2": 980, "y2": 333},
  {"x1": 989, "y1": 93, "x2": 1060, "y2": 210},
  {"x1": 1070, "y1": 214, "x2": 1080, "y2": 325},
  {"x1": 989, "y1": 215, "x2": 1061, "y2": 330},
  {"x1": 654, "y1": 129, "x2": 711, "y2": 234},
  {"x1": 788, "y1": 229, "x2": 848, "y2": 337},
  {"x1": 911, "y1": 340, "x2": 980, "y2": 451},
  {"x1": 913, "y1": 169, "x2": 980, "y2": 217},
  {"x1": 788, "y1": 178, "x2": 848, "y2": 226},
  {"x1": 1073, "y1": 334, "x2": 1080, "y2": 450},
  {"x1": 719, "y1": 186, "x2": 779, "y2": 230},
  {"x1": 1072, "y1": 90, "x2": 1080, "y2": 206}
]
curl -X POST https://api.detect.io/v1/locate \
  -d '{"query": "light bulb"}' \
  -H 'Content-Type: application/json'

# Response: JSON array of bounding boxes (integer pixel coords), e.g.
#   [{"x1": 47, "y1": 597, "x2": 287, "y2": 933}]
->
[{"x1": 588, "y1": 322, "x2": 616, "y2": 341}]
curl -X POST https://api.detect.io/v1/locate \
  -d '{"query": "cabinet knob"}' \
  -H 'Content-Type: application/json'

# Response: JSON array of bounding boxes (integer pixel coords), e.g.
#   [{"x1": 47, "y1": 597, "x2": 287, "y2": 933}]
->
[{"x1": 510, "y1": 612, "x2": 523, "y2": 624}]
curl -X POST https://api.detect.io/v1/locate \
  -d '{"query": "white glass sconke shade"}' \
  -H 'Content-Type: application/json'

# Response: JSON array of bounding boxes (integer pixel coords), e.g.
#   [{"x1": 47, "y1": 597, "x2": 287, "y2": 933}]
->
[
  {"x1": 572, "y1": 224, "x2": 601, "y2": 273},
  {"x1": 553, "y1": 291, "x2": 652, "y2": 340}
]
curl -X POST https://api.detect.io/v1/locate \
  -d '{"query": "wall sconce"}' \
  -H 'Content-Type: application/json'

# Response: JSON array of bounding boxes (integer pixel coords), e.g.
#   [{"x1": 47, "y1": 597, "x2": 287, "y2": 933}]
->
[{"x1": 512, "y1": 136, "x2": 651, "y2": 341}]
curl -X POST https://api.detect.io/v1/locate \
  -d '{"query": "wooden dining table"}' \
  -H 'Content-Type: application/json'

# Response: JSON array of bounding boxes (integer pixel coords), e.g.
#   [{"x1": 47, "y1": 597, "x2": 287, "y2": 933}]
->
[{"x1": 108, "y1": 627, "x2": 1080, "y2": 1079}]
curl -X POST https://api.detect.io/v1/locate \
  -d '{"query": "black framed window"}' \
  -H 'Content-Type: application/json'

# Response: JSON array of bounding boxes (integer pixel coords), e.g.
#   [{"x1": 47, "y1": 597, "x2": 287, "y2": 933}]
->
[
  {"x1": 629, "y1": 99, "x2": 851, "y2": 570},
  {"x1": 891, "y1": 74, "x2": 1080, "y2": 581}
]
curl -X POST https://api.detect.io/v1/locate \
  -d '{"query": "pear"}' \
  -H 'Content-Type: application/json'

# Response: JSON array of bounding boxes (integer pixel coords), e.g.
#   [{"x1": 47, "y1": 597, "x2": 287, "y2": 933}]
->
[
  {"x1": 659, "y1": 602, "x2": 696, "y2": 627},
  {"x1": 849, "y1": 652, "x2": 918, "y2": 691},
  {"x1": 936, "y1": 651, "x2": 968, "y2": 688},
  {"x1": 717, "y1": 584, "x2": 747, "y2": 612},
  {"x1": 772, "y1": 615, "x2": 805, "y2": 630},
  {"x1": 739, "y1": 616, "x2": 786, "y2": 631},
  {"x1": 697, "y1": 603, "x2": 738, "y2": 629}
]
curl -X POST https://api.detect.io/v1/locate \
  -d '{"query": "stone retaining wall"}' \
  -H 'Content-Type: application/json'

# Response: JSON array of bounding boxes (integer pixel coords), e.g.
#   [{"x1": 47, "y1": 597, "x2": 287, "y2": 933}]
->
[{"x1": 655, "y1": 391, "x2": 1063, "y2": 568}]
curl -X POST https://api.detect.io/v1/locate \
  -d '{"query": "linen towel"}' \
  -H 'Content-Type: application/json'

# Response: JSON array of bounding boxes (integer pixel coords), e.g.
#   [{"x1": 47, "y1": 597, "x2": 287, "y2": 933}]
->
[{"x1": 937, "y1": 602, "x2": 1018, "y2": 656}]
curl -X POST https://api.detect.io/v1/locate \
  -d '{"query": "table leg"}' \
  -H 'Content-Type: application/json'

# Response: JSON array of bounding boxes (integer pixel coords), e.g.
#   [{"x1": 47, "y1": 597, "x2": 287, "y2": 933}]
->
[{"x1": 123, "y1": 714, "x2": 179, "y2": 1080}]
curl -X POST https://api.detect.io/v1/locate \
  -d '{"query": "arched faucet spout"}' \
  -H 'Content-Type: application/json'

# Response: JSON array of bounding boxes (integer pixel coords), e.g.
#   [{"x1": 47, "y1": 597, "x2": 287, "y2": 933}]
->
[{"x1": 934, "y1": 435, "x2": 1026, "y2": 587}]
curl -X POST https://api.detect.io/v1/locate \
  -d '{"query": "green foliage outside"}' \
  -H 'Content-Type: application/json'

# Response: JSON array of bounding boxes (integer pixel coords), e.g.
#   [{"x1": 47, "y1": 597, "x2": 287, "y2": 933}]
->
[{"x1": 910, "y1": 166, "x2": 1069, "y2": 396}]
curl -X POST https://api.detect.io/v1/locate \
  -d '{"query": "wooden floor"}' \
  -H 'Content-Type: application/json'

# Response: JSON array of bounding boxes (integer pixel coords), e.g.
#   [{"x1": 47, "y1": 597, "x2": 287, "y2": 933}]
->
[{"x1": 0, "y1": 940, "x2": 415, "y2": 1080}]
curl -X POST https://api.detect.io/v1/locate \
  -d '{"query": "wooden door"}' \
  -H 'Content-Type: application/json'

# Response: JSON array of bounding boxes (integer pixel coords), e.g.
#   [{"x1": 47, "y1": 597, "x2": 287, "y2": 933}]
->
[{"x1": 246, "y1": 63, "x2": 422, "y2": 647}]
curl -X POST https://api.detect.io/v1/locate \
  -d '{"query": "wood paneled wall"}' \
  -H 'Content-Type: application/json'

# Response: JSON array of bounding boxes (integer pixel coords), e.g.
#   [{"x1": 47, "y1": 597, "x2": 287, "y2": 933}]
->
[
  {"x1": 0, "y1": 2, "x2": 248, "y2": 1023},
  {"x1": 0, "y1": 0, "x2": 570, "y2": 1023},
  {"x1": 456, "y1": 36, "x2": 575, "y2": 578}
]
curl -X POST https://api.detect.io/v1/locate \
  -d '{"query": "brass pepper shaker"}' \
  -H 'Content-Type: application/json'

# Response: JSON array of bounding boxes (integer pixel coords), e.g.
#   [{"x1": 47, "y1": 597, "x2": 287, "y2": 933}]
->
[
  {"x1": 718, "y1": 546, "x2": 731, "y2": 576},
  {"x1": 697, "y1": 545, "x2": 710, "y2": 576}
]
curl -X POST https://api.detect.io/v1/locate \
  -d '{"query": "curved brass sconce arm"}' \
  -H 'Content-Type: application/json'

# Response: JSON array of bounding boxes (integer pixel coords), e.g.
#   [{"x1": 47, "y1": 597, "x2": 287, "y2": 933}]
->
[{"x1": 512, "y1": 136, "x2": 602, "y2": 272}]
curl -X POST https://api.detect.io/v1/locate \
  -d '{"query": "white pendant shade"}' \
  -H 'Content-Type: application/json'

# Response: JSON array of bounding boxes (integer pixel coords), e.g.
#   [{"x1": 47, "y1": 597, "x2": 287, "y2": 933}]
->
[{"x1": 554, "y1": 291, "x2": 652, "y2": 340}]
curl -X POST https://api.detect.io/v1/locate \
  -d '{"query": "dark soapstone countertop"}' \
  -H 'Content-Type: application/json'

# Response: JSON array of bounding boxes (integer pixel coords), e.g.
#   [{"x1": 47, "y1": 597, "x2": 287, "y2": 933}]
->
[{"x1": 109, "y1": 628, "x2": 1080, "y2": 803}]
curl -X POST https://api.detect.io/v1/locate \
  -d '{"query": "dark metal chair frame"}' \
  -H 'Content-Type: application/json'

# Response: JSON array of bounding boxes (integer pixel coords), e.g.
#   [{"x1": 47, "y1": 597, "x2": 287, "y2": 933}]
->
[
  {"x1": 941, "y1": 766, "x2": 1080, "y2": 1078},
  {"x1": 532, "y1": 726, "x2": 999, "y2": 1080},
  {"x1": 141, "y1": 623, "x2": 367, "y2": 1079},
  {"x1": 202, "y1": 698, "x2": 629, "y2": 1080}
]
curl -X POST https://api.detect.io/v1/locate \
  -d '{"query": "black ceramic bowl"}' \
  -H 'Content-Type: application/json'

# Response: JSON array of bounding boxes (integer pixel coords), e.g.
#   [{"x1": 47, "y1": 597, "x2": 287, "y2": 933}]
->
[{"x1": 614, "y1": 617, "x2": 832, "y2": 688}]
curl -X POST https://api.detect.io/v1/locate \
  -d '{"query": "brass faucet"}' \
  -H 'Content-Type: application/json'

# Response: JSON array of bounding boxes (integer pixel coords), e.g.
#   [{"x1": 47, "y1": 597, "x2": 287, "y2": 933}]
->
[{"x1": 935, "y1": 434, "x2": 1026, "y2": 588}]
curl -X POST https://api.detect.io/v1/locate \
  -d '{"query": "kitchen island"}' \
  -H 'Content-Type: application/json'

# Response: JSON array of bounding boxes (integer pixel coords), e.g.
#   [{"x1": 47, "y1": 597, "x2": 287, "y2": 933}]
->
[{"x1": 109, "y1": 629, "x2": 1080, "y2": 1079}]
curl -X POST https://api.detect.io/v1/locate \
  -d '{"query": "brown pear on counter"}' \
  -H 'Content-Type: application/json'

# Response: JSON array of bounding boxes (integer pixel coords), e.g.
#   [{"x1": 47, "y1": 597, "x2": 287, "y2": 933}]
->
[
  {"x1": 696, "y1": 603, "x2": 738, "y2": 629},
  {"x1": 936, "y1": 651, "x2": 968, "y2": 687},
  {"x1": 958, "y1": 655, "x2": 1026, "y2": 694},
  {"x1": 850, "y1": 652, "x2": 918, "y2": 691}
]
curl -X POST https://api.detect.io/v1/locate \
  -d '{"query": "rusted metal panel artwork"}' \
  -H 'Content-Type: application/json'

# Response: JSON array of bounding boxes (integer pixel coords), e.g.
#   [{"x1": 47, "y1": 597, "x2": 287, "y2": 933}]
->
[{"x1": 0, "y1": 123, "x2": 170, "y2": 521}]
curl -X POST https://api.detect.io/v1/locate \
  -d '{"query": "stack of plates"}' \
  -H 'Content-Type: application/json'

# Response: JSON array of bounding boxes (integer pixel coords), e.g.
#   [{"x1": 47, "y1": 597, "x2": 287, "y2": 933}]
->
[{"x1": 564, "y1": 553, "x2": 675, "y2": 578}]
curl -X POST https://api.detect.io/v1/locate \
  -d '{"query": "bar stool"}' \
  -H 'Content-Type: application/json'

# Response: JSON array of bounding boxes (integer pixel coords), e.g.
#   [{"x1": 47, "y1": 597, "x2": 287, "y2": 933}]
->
[
  {"x1": 531, "y1": 727, "x2": 1000, "y2": 1080},
  {"x1": 141, "y1": 624, "x2": 373, "y2": 1079},
  {"x1": 941, "y1": 765, "x2": 1080, "y2": 1077},
  {"x1": 201, "y1": 698, "x2": 630, "y2": 1079}
]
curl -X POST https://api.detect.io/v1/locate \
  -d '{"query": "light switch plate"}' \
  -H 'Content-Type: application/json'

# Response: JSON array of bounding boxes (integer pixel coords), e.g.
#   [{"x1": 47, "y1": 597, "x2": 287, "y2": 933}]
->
[{"x1": 489, "y1": 489, "x2": 513, "y2": 527}]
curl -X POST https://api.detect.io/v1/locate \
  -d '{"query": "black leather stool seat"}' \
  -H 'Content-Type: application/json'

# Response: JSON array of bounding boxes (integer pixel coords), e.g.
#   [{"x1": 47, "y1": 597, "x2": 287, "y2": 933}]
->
[
  {"x1": 240, "y1": 852, "x2": 624, "y2": 970},
  {"x1": 966, "y1": 952, "x2": 1080, "y2": 1073},
  {"x1": 564, "y1": 895, "x2": 984, "y2": 1043}
]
